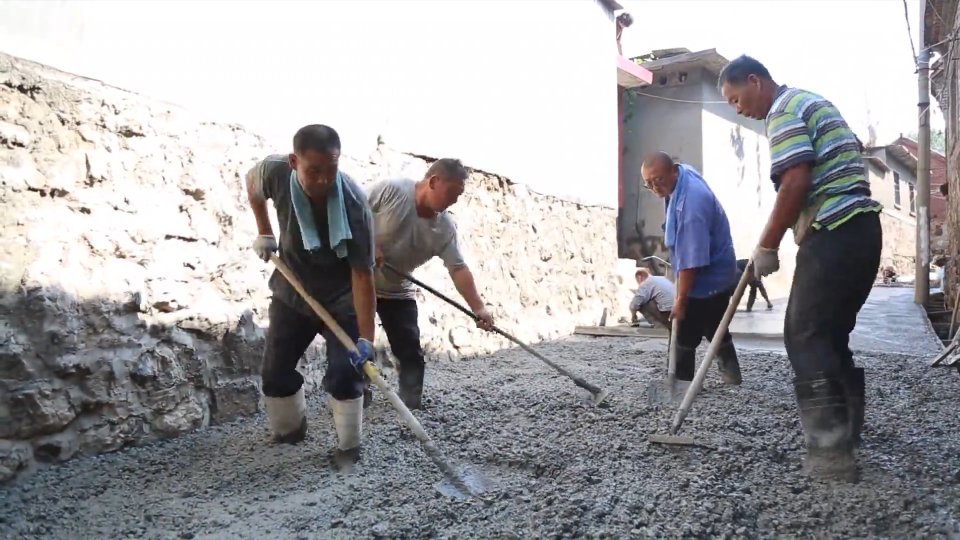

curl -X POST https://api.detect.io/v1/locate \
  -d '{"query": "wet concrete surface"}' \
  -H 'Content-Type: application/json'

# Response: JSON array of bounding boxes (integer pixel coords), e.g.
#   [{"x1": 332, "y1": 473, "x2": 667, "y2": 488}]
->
[
  {"x1": 2, "y1": 322, "x2": 959, "y2": 539},
  {"x1": 849, "y1": 287, "x2": 944, "y2": 356},
  {"x1": 631, "y1": 286, "x2": 943, "y2": 358}
]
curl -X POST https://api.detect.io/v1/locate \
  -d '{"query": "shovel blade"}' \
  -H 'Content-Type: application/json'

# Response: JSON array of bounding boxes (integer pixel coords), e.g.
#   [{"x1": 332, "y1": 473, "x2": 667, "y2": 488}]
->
[
  {"x1": 646, "y1": 377, "x2": 691, "y2": 405},
  {"x1": 434, "y1": 465, "x2": 494, "y2": 499},
  {"x1": 648, "y1": 433, "x2": 697, "y2": 446}
]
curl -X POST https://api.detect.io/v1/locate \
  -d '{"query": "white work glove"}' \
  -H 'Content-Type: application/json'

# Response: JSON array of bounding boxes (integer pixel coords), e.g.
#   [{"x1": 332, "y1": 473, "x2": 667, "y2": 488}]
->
[
  {"x1": 751, "y1": 246, "x2": 780, "y2": 278},
  {"x1": 253, "y1": 235, "x2": 278, "y2": 262}
]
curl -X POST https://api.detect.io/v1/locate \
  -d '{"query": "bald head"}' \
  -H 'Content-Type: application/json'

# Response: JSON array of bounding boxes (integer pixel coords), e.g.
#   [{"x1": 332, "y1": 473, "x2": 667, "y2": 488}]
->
[
  {"x1": 642, "y1": 151, "x2": 674, "y2": 170},
  {"x1": 640, "y1": 151, "x2": 679, "y2": 198}
]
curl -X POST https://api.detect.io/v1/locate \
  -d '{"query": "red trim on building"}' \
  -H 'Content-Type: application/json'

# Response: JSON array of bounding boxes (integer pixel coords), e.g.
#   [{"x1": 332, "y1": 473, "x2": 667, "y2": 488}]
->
[{"x1": 617, "y1": 55, "x2": 652, "y2": 87}]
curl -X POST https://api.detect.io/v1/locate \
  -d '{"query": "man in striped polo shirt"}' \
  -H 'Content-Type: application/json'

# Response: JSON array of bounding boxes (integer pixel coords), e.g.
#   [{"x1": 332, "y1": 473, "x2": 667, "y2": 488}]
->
[{"x1": 719, "y1": 55, "x2": 883, "y2": 483}]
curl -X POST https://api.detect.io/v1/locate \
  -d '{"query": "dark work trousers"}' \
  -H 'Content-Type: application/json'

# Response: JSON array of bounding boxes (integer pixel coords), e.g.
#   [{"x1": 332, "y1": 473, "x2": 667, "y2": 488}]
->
[
  {"x1": 677, "y1": 287, "x2": 735, "y2": 349},
  {"x1": 736, "y1": 269, "x2": 771, "y2": 312},
  {"x1": 376, "y1": 298, "x2": 425, "y2": 383},
  {"x1": 746, "y1": 280, "x2": 770, "y2": 311},
  {"x1": 261, "y1": 295, "x2": 364, "y2": 401},
  {"x1": 676, "y1": 287, "x2": 736, "y2": 379},
  {"x1": 638, "y1": 300, "x2": 671, "y2": 331},
  {"x1": 784, "y1": 211, "x2": 882, "y2": 380}
]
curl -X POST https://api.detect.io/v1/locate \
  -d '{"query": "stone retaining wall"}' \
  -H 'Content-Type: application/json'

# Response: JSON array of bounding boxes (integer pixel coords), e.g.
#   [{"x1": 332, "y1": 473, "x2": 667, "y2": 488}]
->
[{"x1": 0, "y1": 53, "x2": 624, "y2": 482}]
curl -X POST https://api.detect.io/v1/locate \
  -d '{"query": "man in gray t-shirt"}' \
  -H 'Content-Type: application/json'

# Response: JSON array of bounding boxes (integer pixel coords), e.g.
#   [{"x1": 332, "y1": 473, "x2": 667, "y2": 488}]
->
[
  {"x1": 367, "y1": 158, "x2": 493, "y2": 409},
  {"x1": 245, "y1": 125, "x2": 376, "y2": 467},
  {"x1": 629, "y1": 268, "x2": 675, "y2": 333}
]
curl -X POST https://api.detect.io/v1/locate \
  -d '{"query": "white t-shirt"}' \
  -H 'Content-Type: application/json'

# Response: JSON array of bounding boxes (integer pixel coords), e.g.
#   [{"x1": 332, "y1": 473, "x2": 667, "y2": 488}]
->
[{"x1": 367, "y1": 178, "x2": 465, "y2": 299}]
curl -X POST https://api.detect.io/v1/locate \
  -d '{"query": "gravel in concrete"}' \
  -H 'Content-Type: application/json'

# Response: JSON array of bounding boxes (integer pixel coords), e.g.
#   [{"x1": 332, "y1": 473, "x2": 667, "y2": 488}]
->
[{"x1": 2, "y1": 337, "x2": 959, "y2": 539}]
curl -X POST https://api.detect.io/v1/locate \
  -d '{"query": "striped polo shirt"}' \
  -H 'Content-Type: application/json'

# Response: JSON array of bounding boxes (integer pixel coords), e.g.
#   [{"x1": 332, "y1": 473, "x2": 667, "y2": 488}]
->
[{"x1": 765, "y1": 86, "x2": 882, "y2": 231}]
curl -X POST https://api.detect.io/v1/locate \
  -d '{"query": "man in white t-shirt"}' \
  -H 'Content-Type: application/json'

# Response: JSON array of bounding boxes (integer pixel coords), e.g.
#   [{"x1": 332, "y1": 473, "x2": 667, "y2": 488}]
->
[
  {"x1": 630, "y1": 268, "x2": 675, "y2": 334},
  {"x1": 366, "y1": 158, "x2": 494, "y2": 409}
]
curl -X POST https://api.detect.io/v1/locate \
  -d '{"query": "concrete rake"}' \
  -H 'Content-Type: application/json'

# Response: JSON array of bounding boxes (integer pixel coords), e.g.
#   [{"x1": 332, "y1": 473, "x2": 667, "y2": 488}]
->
[
  {"x1": 649, "y1": 263, "x2": 754, "y2": 447},
  {"x1": 383, "y1": 263, "x2": 611, "y2": 406},
  {"x1": 646, "y1": 318, "x2": 691, "y2": 406}
]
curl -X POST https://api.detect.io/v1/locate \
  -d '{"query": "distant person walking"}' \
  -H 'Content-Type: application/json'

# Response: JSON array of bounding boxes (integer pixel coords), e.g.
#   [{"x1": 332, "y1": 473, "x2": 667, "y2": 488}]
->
[
  {"x1": 629, "y1": 268, "x2": 675, "y2": 333},
  {"x1": 736, "y1": 258, "x2": 773, "y2": 312}
]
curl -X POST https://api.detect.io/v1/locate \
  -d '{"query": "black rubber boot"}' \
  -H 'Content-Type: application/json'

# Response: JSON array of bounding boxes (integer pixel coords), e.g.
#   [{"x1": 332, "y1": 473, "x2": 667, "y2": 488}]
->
[
  {"x1": 675, "y1": 345, "x2": 698, "y2": 382},
  {"x1": 362, "y1": 385, "x2": 373, "y2": 409},
  {"x1": 716, "y1": 342, "x2": 743, "y2": 385},
  {"x1": 845, "y1": 367, "x2": 865, "y2": 450},
  {"x1": 398, "y1": 364, "x2": 425, "y2": 410},
  {"x1": 794, "y1": 374, "x2": 858, "y2": 483}
]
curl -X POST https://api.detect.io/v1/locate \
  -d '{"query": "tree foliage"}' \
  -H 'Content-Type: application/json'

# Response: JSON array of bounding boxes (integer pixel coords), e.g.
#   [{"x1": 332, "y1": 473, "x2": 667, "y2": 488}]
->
[{"x1": 907, "y1": 129, "x2": 947, "y2": 154}]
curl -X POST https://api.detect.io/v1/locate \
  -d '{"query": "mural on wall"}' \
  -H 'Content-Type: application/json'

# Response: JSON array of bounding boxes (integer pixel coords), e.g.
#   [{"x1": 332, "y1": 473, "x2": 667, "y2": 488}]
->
[{"x1": 728, "y1": 124, "x2": 766, "y2": 209}]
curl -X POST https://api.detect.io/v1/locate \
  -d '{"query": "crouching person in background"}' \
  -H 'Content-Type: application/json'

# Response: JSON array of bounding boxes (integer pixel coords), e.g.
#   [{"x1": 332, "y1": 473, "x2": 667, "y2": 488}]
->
[
  {"x1": 245, "y1": 124, "x2": 377, "y2": 468},
  {"x1": 629, "y1": 268, "x2": 675, "y2": 336}
]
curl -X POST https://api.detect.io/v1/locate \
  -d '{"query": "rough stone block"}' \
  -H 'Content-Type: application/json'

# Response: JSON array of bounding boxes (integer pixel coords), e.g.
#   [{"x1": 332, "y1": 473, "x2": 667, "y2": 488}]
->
[
  {"x1": 8, "y1": 388, "x2": 76, "y2": 439},
  {"x1": 0, "y1": 440, "x2": 33, "y2": 483}
]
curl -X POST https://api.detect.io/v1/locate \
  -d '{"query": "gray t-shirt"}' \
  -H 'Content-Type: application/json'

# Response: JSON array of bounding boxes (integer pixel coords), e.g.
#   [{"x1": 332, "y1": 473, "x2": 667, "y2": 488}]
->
[
  {"x1": 248, "y1": 154, "x2": 375, "y2": 316},
  {"x1": 367, "y1": 178, "x2": 465, "y2": 299},
  {"x1": 630, "y1": 275, "x2": 676, "y2": 313}
]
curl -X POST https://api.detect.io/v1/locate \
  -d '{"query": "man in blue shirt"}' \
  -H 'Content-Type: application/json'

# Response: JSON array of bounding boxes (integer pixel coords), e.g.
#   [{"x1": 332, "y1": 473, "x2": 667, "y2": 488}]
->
[{"x1": 640, "y1": 152, "x2": 741, "y2": 384}]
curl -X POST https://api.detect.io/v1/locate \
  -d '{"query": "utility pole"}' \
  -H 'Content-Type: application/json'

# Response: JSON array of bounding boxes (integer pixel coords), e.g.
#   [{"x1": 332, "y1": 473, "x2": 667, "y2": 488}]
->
[{"x1": 916, "y1": 0, "x2": 931, "y2": 305}]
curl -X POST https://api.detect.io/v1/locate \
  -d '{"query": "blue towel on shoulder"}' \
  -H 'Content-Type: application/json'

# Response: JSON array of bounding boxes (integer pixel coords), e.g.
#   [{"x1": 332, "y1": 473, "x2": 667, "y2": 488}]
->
[{"x1": 289, "y1": 170, "x2": 352, "y2": 259}]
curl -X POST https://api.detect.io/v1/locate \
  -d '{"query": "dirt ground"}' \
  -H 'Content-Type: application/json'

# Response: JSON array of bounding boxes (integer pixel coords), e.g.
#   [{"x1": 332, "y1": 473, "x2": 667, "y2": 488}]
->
[{"x1": 2, "y1": 336, "x2": 959, "y2": 539}]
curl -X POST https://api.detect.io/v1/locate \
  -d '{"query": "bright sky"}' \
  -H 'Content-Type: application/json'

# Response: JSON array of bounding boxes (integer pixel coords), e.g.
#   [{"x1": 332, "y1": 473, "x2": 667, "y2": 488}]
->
[
  {"x1": 0, "y1": 0, "x2": 943, "y2": 205},
  {"x1": 620, "y1": 0, "x2": 945, "y2": 144}
]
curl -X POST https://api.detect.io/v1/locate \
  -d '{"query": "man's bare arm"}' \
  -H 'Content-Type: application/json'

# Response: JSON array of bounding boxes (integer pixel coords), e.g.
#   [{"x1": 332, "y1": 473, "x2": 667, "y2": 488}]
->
[
  {"x1": 675, "y1": 268, "x2": 698, "y2": 305},
  {"x1": 759, "y1": 163, "x2": 812, "y2": 249},
  {"x1": 246, "y1": 168, "x2": 275, "y2": 237},
  {"x1": 449, "y1": 266, "x2": 485, "y2": 313}
]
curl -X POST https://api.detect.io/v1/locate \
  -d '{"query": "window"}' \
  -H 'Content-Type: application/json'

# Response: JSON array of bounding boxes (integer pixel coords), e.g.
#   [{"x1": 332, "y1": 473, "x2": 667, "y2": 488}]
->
[
  {"x1": 893, "y1": 171, "x2": 901, "y2": 208},
  {"x1": 909, "y1": 182, "x2": 916, "y2": 215}
]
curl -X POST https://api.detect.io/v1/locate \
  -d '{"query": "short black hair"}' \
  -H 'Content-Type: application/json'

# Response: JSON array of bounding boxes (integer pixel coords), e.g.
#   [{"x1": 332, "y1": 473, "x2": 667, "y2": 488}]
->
[
  {"x1": 426, "y1": 158, "x2": 469, "y2": 182},
  {"x1": 293, "y1": 124, "x2": 341, "y2": 155},
  {"x1": 717, "y1": 55, "x2": 773, "y2": 89}
]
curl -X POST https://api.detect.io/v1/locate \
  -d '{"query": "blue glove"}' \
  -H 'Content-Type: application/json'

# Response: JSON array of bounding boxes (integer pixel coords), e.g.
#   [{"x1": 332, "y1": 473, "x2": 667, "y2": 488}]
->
[{"x1": 347, "y1": 338, "x2": 374, "y2": 371}]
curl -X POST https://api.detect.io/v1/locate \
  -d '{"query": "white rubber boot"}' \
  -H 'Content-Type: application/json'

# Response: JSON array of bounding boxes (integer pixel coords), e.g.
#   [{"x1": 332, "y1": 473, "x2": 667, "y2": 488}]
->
[
  {"x1": 263, "y1": 387, "x2": 307, "y2": 444},
  {"x1": 329, "y1": 396, "x2": 363, "y2": 469}
]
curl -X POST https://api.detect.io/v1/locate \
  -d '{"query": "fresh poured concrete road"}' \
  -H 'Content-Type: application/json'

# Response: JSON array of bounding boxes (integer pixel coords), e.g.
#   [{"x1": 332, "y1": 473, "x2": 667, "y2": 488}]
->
[
  {"x1": 604, "y1": 286, "x2": 944, "y2": 357},
  {"x1": 2, "y1": 287, "x2": 958, "y2": 539}
]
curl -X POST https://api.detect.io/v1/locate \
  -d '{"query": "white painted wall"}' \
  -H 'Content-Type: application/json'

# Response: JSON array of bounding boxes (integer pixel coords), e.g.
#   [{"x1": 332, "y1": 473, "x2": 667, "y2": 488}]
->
[
  {"x1": 0, "y1": 0, "x2": 619, "y2": 207},
  {"x1": 700, "y1": 88, "x2": 796, "y2": 300}
]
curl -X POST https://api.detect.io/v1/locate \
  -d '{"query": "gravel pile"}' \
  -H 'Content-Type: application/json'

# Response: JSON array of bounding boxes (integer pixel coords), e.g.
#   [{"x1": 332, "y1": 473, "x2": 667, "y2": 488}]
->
[{"x1": 2, "y1": 337, "x2": 959, "y2": 539}]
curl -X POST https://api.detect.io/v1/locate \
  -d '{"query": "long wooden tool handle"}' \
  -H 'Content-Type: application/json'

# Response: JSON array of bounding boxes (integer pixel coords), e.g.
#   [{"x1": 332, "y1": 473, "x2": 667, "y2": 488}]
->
[
  {"x1": 383, "y1": 263, "x2": 604, "y2": 394},
  {"x1": 269, "y1": 255, "x2": 469, "y2": 490},
  {"x1": 669, "y1": 260, "x2": 755, "y2": 434},
  {"x1": 667, "y1": 317, "x2": 681, "y2": 378}
]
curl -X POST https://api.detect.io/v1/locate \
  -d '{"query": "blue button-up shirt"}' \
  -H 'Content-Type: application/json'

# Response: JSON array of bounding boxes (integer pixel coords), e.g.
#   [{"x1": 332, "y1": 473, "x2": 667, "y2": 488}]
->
[{"x1": 664, "y1": 165, "x2": 737, "y2": 299}]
